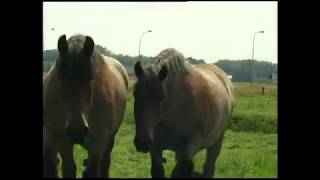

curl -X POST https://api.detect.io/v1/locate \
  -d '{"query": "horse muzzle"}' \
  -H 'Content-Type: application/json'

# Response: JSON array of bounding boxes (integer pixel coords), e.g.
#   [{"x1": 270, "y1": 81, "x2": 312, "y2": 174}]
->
[
  {"x1": 65, "y1": 125, "x2": 88, "y2": 144},
  {"x1": 65, "y1": 112, "x2": 89, "y2": 144}
]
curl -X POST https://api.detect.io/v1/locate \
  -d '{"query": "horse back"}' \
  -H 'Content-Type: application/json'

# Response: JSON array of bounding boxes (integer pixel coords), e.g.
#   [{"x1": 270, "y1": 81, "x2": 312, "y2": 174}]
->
[{"x1": 102, "y1": 55, "x2": 129, "y2": 90}]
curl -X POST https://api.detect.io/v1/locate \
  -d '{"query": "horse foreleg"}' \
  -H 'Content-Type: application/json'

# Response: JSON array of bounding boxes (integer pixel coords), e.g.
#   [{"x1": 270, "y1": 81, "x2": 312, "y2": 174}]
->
[
  {"x1": 171, "y1": 132, "x2": 205, "y2": 178},
  {"x1": 171, "y1": 151, "x2": 194, "y2": 178},
  {"x1": 82, "y1": 133, "x2": 109, "y2": 178},
  {"x1": 99, "y1": 134, "x2": 115, "y2": 178},
  {"x1": 60, "y1": 143, "x2": 76, "y2": 178},
  {"x1": 43, "y1": 144, "x2": 58, "y2": 178},
  {"x1": 150, "y1": 142, "x2": 165, "y2": 178},
  {"x1": 43, "y1": 131, "x2": 59, "y2": 178}
]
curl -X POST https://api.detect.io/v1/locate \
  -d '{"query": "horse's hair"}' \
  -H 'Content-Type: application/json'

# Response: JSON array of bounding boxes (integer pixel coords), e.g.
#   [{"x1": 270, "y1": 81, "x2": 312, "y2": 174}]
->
[
  {"x1": 67, "y1": 34, "x2": 87, "y2": 54},
  {"x1": 56, "y1": 34, "x2": 104, "y2": 82},
  {"x1": 153, "y1": 48, "x2": 190, "y2": 77}
]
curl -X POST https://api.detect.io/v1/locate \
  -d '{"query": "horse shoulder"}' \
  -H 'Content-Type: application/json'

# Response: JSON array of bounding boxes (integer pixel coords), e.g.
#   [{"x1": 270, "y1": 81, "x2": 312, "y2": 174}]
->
[
  {"x1": 88, "y1": 56, "x2": 128, "y2": 132},
  {"x1": 43, "y1": 66, "x2": 69, "y2": 131},
  {"x1": 102, "y1": 55, "x2": 129, "y2": 90},
  {"x1": 43, "y1": 66, "x2": 60, "y2": 106}
]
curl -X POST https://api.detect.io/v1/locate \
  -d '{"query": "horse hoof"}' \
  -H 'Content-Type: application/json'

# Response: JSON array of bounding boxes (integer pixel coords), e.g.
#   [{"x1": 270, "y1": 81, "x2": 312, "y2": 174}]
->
[{"x1": 192, "y1": 172, "x2": 203, "y2": 178}]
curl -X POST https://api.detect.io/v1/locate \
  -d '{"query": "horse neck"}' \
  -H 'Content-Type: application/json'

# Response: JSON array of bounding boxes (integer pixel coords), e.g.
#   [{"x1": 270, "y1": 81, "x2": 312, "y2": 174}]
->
[{"x1": 163, "y1": 72, "x2": 185, "y2": 95}]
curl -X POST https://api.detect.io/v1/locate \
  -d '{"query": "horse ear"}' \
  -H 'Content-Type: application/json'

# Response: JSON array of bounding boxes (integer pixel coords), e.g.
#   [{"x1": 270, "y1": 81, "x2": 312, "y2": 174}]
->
[
  {"x1": 158, "y1": 65, "x2": 168, "y2": 82},
  {"x1": 82, "y1": 36, "x2": 95, "y2": 58},
  {"x1": 134, "y1": 61, "x2": 144, "y2": 78},
  {"x1": 58, "y1": 34, "x2": 68, "y2": 58}
]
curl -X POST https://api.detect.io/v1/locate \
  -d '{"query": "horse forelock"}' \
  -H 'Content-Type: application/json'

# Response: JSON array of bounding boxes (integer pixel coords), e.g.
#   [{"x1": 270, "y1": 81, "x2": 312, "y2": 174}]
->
[{"x1": 67, "y1": 34, "x2": 86, "y2": 54}]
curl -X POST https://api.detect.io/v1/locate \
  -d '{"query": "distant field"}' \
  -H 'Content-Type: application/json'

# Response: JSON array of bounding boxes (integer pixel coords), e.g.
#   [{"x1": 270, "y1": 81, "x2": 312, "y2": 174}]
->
[
  {"x1": 51, "y1": 78, "x2": 277, "y2": 178},
  {"x1": 233, "y1": 82, "x2": 277, "y2": 96}
]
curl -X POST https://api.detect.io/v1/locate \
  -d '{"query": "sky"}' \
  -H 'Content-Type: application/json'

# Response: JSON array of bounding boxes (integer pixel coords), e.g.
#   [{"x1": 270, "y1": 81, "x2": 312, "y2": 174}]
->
[{"x1": 43, "y1": 1, "x2": 277, "y2": 63}]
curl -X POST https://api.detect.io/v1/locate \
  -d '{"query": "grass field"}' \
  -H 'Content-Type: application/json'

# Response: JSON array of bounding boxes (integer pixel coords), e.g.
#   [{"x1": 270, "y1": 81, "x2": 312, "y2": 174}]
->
[{"x1": 55, "y1": 80, "x2": 277, "y2": 178}]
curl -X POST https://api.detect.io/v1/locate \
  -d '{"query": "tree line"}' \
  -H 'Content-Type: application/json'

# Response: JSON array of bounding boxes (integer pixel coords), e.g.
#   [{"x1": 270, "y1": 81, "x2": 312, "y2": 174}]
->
[{"x1": 43, "y1": 45, "x2": 277, "y2": 82}]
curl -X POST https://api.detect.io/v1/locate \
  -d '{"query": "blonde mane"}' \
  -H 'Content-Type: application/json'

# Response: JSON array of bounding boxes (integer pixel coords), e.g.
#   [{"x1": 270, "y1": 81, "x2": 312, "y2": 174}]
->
[{"x1": 153, "y1": 48, "x2": 190, "y2": 77}]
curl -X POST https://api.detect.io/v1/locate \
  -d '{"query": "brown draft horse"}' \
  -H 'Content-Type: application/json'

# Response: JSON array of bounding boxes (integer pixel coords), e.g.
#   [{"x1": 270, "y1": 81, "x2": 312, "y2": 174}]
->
[
  {"x1": 43, "y1": 34, "x2": 128, "y2": 178},
  {"x1": 133, "y1": 48, "x2": 234, "y2": 178}
]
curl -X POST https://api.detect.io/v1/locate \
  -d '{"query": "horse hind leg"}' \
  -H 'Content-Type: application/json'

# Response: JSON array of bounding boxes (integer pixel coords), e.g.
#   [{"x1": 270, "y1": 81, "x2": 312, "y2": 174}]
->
[
  {"x1": 60, "y1": 143, "x2": 76, "y2": 178},
  {"x1": 201, "y1": 132, "x2": 225, "y2": 178},
  {"x1": 99, "y1": 134, "x2": 115, "y2": 178}
]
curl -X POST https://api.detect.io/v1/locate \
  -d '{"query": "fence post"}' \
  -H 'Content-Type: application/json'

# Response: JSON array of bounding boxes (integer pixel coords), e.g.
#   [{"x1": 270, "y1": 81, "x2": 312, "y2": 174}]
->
[{"x1": 262, "y1": 86, "x2": 265, "y2": 96}]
